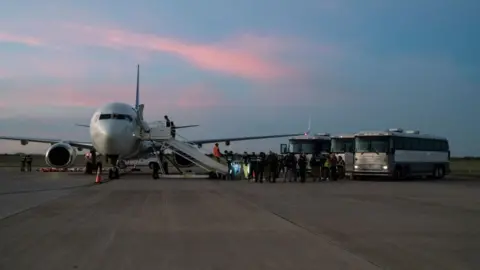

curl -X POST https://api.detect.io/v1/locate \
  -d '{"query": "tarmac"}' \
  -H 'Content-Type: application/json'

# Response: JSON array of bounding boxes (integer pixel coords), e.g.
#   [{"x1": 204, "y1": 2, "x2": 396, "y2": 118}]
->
[{"x1": 0, "y1": 171, "x2": 479, "y2": 270}]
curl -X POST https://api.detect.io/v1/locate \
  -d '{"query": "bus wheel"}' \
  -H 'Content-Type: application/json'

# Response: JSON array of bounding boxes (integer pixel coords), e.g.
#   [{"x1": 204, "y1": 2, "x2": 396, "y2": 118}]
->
[{"x1": 435, "y1": 166, "x2": 445, "y2": 179}]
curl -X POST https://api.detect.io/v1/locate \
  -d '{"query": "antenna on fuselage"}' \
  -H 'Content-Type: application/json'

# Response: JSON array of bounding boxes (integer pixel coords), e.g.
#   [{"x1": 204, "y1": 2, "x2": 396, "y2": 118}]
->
[{"x1": 135, "y1": 64, "x2": 140, "y2": 110}]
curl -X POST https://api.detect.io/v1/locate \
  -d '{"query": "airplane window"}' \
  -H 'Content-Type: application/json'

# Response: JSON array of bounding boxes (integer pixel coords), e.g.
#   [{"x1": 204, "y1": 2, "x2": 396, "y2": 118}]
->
[
  {"x1": 111, "y1": 114, "x2": 133, "y2": 122},
  {"x1": 99, "y1": 114, "x2": 112, "y2": 120}
]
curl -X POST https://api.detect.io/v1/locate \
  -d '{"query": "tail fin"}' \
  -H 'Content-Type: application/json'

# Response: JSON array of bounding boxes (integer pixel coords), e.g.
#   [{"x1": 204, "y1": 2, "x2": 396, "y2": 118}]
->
[
  {"x1": 304, "y1": 115, "x2": 311, "y2": 135},
  {"x1": 135, "y1": 64, "x2": 140, "y2": 110}
]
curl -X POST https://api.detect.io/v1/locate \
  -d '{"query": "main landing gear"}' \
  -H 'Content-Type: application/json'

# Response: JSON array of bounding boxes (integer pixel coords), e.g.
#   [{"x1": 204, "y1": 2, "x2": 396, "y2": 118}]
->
[{"x1": 107, "y1": 155, "x2": 121, "y2": 180}]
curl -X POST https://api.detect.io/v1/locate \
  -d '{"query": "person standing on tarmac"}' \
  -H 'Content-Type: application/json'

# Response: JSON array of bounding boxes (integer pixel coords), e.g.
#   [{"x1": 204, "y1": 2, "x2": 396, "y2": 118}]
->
[
  {"x1": 256, "y1": 152, "x2": 266, "y2": 183},
  {"x1": 310, "y1": 154, "x2": 320, "y2": 181},
  {"x1": 337, "y1": 156, "x2": 345, "y2": 179},
  {"x1": 266, "y1": 151, "x2": 278, "y2": 183},
  {"x1": 242, "y1": 151, "x2": 250, "y2": 180},
  {"x1": 278, "y1": 155, "x2": 285, "y2": 177},
  {"x1": 249, "y1": 152, "x2": 257, "y2": 181},
  {"x1": 225, "y1": 151, "x2": 234, "y2": 180},
  {"x1": 284, "y1": 153, "x2": 297, "y2": 182},
  {"x1": 298, "y1": 152, "x2": 308, "y2": 183},
  {"x1": 329, "y1": 154, "x2": 338, "y2": 181},
  {"x1": 26, "y1": 155, "x2": 32, "y2": 172},
  {"x1": 20, "y1": 155, "x2": 26, "y2": 172}
]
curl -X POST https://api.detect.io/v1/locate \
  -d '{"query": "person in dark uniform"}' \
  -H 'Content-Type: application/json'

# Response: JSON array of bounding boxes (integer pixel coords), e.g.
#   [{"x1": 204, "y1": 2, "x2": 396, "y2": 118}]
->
[
  {"x1": 164, "y1": 115, "x2": 171, "y2": 127},
  {"x1": 249, "y1": 152, "x2": 257, "y2": 181},
  {"x1": 329, "y1": 154, "x2": 338, "y2": 181},
  {"x1": 256, "y1": 152, "x2": 266, "y2": 183},
  {"x1": 298, "y1": 153, "x2": 307, "y2": 183},
  {"x1": 26, "y1": 155, "x2": 32, "y2": 172},
  {"x1": 266, "y1": 151, "x2": 278, "y2": 183},
  {"x1": 225, "y1": 150, "x2": 234, "y2": 180},
  {"x1": 278, "y1": 155, "x2": 285, "y2": 177},
  {"x1": 170, "y1": 121, "x2": 176, "y2": 138},
  {"x1": 20, "y1": 155, "x2": 26, "y2": 172},
  {"x1": 310, "y1": 153, "x2": 320, "y2": 181}
]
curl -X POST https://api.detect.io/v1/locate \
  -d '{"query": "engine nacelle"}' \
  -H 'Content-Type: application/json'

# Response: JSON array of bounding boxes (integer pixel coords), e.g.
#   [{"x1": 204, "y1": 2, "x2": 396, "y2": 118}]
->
[
  {"x1": 172, "y1": 153, "x2": 194, "y2": 167},
  {"x1": 45, "y1": 143, "x2": 77, "y2": 168}
]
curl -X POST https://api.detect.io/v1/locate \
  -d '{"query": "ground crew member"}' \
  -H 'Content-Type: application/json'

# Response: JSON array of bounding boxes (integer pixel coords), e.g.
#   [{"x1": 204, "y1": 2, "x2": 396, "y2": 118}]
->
[
  {"x1": 256, "y1": 152, "x2": 266, "y2": 183},
  {"x1": 225, "y1": 150, "x2": 234, "y2": 180},
  {"x1": 323, "y1": 156, "x2": 330, "y2": 180},
  {"x1": 242, "y1": 151, "x2": 250, "y2": 180},
  {"x1": 249, "y1": 152, "x2": 258, "y2": 181},
  {"x1": 337, "y1": 156, "x2": 345, "y2": 179},
  {"x1": 26, "y1": 155, "x2": 32, "y2": 172},
  {"x1": 20, "y1": 155, "x2": 26, "y2": 172},
  {"x1": 266, "y1": 151, "x2": 278, "y2": 183},
  {"x1": 164, "y1": 115, "x2": 171, "y2": 127},
  {"x1": 298, "y1": 153, "x2": 307, "y2": 183},
  {"x1": 213, "y1": 143, "x2": 221, "y2": 162}
]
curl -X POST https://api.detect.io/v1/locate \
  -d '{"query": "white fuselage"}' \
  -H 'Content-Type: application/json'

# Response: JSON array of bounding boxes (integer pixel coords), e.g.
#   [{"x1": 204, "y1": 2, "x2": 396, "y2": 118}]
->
[{"x1": 89, "y1": 102, "x2": 146, "y2": 159}]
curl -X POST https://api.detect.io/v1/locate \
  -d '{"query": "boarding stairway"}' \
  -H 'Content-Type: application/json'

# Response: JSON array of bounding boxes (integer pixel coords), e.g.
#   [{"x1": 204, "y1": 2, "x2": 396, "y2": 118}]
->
[
  {"x1": 163, "y1": 139, "x2": 228, "y2": 175},
  {"x1": 145, "y1": 123, "x2": 228, "y2": 176}
]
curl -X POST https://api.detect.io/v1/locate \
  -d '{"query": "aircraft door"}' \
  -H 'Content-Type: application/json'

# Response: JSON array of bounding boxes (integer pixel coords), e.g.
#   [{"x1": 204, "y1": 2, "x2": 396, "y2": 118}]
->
[{"x1": 280, "y1": 144, "x2": 288, "y2": 154}]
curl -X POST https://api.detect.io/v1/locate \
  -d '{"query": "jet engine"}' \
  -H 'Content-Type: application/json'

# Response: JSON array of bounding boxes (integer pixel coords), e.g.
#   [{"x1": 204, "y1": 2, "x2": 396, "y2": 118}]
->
[{"x1": 45, "y1": 143, "x2": 77, "y2": 168}]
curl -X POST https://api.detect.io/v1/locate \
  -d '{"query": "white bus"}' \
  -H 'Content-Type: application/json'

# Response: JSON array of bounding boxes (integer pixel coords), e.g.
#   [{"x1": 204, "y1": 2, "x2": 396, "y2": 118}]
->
[
  {"x1": 352, "y1": 128, "x2": 450, "y2": 179},
  {"x1": 330, "y1": 134, "x2": 355, "y2": 176}
]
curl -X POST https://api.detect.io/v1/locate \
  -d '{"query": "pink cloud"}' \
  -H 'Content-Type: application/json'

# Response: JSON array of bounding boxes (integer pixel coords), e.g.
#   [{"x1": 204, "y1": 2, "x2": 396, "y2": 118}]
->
[
  {"x1": 38, "y1": 24, "x2": 298, "y2": 81},
  {"x1": 0, "y1": 33, "x2": 44, "y2": 46},
  {"x1": 0, "y1": 82, "x2": 231, "y2": 116}
]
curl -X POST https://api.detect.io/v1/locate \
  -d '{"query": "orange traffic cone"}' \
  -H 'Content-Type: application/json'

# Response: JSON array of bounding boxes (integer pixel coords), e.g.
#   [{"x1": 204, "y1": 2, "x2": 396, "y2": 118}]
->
[{"x1": 95, "y1": 167, "x2": 102, "y2": 184}]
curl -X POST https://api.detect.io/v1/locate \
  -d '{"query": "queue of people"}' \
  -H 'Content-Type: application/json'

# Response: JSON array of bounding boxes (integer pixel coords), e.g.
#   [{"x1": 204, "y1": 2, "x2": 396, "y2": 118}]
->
[{"x1": 228, "y1": 151, "x2": 345, "y2": 183}]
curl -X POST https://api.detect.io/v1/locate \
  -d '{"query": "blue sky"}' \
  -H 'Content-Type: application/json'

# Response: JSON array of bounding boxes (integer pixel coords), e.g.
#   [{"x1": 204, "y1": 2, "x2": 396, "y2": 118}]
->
[{"x1": 0, "y1": 0, "x2": 479, "y2": 156}]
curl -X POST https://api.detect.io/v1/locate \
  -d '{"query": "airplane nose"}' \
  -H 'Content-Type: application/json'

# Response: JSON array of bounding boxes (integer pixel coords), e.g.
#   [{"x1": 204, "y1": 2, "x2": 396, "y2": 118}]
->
[{"x1": 97, "y1": 121, "x2": 128, "y2": 154}]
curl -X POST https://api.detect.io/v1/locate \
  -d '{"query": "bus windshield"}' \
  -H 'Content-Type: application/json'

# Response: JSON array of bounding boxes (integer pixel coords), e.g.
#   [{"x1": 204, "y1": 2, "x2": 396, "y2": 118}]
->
[
  {"x1": 331, "y1": 138, "x2": 354, "y2": 153},
  {"x1": 288, "y1": 140, "x2": 331, "y2": 154},
  {"x1": 355, "y1": 136, "x2": 390, "y2": 153}
]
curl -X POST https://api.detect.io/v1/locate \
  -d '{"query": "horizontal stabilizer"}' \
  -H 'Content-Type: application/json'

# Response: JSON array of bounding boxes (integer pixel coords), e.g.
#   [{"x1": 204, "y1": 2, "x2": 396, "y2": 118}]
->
[{"x1": 75, "y1": 124, "x2": 90, "y2": 127}]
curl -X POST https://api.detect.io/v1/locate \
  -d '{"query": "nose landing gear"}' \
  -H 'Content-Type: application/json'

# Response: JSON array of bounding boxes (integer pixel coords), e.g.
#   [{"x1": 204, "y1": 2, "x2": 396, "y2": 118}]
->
[{"x1": 107, "y1": 155, "x2": 121, "y2": 180}]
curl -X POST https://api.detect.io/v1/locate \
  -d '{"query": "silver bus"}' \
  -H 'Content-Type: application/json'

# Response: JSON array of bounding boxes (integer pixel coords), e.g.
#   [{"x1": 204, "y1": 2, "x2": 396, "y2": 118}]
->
[
  {"x1": 330, "y1": 134, "x2": 355, "y2": 177},
  {"x1": 352, "y1": 128, "x2": 450, "y2": 179}
]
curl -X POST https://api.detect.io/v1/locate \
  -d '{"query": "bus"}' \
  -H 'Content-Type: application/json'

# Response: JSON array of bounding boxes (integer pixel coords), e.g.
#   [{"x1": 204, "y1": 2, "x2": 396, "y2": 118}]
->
[
  {"x1": 281, "y1": 133, "x2": 331, "y2": 172},
  {"x1": 352, "y1": 128, "x2": 450, "y2": 179},
  {"x1": 330, "y1": 134, "x2": 355, "y2": 177}
]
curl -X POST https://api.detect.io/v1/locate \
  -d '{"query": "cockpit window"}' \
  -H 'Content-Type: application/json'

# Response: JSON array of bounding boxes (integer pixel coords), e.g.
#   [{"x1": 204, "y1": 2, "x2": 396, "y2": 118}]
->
[{"x1": 99, "y1": 114, "x2": 133, "y2": 122}]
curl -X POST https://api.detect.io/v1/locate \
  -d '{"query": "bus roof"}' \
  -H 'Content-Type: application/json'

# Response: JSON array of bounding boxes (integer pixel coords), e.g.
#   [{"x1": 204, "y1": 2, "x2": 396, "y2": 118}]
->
[
  {"x1": 354, "y1": 131, "x2": 447, "y2": 141},
  {"x1": 289, "y1": 134, "x2": 331, "y2": 140},
  {"x1": 331, "y1": 134, "x2": 355, "y2": 139}
]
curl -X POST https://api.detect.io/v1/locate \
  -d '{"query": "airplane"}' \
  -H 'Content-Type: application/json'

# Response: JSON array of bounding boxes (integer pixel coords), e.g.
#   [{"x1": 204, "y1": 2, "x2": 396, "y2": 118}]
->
[{"x1": 0, "y1": 65, "x2": 304, "y2": 179}]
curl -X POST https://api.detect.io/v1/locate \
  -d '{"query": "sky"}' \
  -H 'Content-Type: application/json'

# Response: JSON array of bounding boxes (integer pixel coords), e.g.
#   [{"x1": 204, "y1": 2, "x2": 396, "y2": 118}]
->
[{"x1": 0, "y1": 0, "x2": 479, "y2": 156}]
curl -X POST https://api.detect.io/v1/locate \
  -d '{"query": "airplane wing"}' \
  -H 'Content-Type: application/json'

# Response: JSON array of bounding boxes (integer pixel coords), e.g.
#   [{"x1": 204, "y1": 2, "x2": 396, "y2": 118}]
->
[
  {"x1": 189, "y1": 133, "x2": 304, "y2": 146},
  {"x1": 0, "y1": 136, "x2": 93, "y2": 150}
]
